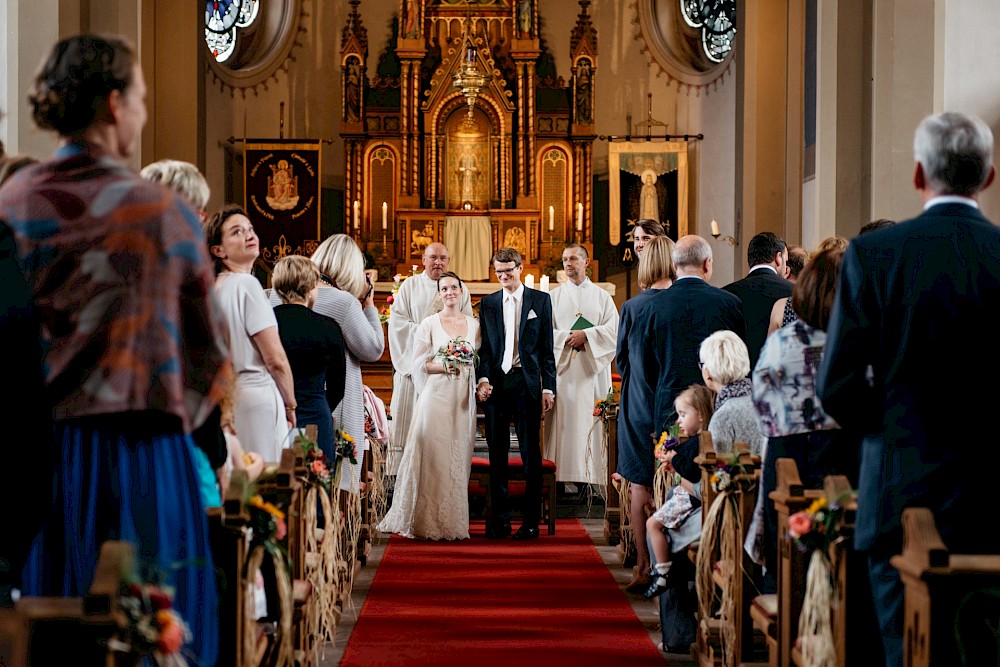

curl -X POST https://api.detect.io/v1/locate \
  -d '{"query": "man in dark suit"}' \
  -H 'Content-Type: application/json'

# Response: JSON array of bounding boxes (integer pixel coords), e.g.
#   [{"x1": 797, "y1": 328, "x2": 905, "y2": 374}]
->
[
  {"x1": 722, "y1": 231, "x2": 792, "y2": 370},
  {"x1": 634, "y1": 234, "x2": 744, "y2": 652},
  {"x1": 818, "y1": 111, "x2": 1000, "y2": 667},
  {"x1": 644, "y1": 235, "x2": 745, "y2": 433},
  {"x1": 476, "y1": 248, "x2": 557, "y2": 541}
]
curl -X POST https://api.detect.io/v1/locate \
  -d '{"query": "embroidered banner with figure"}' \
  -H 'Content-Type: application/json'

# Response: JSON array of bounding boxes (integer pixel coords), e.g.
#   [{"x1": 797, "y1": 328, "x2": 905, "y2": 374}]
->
[
  {"x1": 608, "y1": 141, "x2": 689, "y2": 246},
  {"x1": 244, "y1": 139, "x2": 322, "y2": 270}
]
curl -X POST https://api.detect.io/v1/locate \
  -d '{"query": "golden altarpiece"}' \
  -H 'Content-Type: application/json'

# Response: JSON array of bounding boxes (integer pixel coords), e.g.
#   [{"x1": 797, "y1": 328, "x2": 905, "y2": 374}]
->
[{"x1": 340, "y1": 0, "x2": 598, "y2": 281}]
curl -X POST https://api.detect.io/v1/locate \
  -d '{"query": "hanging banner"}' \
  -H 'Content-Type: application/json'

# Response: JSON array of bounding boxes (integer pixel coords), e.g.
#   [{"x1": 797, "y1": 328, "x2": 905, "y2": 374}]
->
[
  {"x1": 608, "y1": 141, "x2": 688, "y2": 246},
  {"x1": 244, "y1": 139, "x2": 322, "y2": 268}
]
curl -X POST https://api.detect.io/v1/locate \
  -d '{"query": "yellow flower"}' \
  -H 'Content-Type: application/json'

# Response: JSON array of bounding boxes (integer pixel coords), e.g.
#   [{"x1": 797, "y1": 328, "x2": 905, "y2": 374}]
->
[
  {"x1": 343, "y1": 432, "x2": 354, "y2": 443},
  {"x1": 807, "y1": 497, "x2": 828, "y2": 515}
]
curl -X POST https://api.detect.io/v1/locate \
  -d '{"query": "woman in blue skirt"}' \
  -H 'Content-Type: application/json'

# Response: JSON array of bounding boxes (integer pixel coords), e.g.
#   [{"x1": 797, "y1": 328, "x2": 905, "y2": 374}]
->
[{"x1": 0, "y1": 35, "x2": 231, "y2": 665}]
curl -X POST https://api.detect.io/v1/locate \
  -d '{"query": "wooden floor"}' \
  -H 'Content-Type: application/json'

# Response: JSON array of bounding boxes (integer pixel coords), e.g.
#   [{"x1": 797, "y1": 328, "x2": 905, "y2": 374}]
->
[{"x1": 321, "y1": 489, "x2": 696, "y2": 666}]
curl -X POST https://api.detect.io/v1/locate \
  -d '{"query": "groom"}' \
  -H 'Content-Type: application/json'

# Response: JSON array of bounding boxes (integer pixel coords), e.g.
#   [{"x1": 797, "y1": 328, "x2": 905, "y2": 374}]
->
[{"x1": 476, "y1": 248, "x2": 556, "y2": 540}]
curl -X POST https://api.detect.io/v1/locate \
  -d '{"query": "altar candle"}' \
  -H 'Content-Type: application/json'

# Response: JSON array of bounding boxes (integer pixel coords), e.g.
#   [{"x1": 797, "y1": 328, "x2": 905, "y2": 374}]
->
[
  {"x1": 576, "y1": 202, "x2": 583, "y2": 231},
  {"x1": 548, "y1": 206, "x2": 554, "y2": 231},
  {"x1": 711, "y1": 219, "x2": 720, "y2": 236},
  {"x1": 353, "y1": 200, "x2": 359, "y2": 230},
  {"x1": 382, "y1": 202, "x2": 388, "y2": 230},
  {"x1": 540, "y1": 275, "x2": 549, "y2": 293},
  {"x1": 525, "y1": 273, "x2": 534, "y2": 289}
]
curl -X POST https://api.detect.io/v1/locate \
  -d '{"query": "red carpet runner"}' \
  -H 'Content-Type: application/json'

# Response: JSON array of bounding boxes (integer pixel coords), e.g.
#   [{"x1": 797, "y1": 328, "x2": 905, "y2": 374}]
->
[{"x1": 339, "y1": 519, "x2": 665, "y2": 666}]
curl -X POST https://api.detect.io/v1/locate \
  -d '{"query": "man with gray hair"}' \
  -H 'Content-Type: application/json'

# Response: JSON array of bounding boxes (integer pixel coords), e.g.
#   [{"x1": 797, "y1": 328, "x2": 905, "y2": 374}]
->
[
  {"x1": 387, "y1": 242, "x2": 472, "y2": 475},
  {"x1": 818, "y1": 111, "x2": 1000, "y2": 667}
]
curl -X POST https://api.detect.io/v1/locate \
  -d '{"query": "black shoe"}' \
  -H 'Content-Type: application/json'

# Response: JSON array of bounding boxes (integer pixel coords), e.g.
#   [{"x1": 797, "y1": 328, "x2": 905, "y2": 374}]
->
[
  {"x1": 511, "y1": 525, "x2": 539, "y2": 541},
  {"x1": 643, "y1": 571, "x2": 671, "y2": 599},
  {"x1": 486, "y1": 522, "x2": 512, "y2": 539}
]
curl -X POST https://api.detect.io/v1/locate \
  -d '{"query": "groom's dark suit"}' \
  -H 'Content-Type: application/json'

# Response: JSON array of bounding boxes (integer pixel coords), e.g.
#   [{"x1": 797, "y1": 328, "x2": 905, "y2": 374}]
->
[{"x1": 477, "y1": 285, "x2": 557, "y2": 533}]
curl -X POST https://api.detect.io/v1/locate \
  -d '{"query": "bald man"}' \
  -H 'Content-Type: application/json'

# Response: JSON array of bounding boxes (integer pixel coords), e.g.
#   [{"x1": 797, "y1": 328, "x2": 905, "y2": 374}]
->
[{"x1": 387, "y1": 242, "x2": 473, "y2": 475}]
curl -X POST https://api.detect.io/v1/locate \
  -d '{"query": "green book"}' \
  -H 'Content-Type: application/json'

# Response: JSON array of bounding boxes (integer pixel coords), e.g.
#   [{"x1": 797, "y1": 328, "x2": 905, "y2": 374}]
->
[{"x1": 571, "y1": 314, "x2": 595, "y2": 330}]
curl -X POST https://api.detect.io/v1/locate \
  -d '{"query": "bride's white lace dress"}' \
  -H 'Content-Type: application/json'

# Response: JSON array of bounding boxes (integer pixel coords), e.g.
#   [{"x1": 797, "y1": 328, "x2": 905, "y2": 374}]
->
[{"x1": 377, "y1": 313, "x2": 479, "y2": 540}]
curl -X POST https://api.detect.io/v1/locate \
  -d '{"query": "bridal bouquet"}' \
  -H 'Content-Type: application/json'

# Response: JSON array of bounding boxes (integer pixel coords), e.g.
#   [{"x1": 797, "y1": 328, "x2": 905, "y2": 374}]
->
[{"x1": 437, "y1": 337, "x2": 478, "y2": 377}]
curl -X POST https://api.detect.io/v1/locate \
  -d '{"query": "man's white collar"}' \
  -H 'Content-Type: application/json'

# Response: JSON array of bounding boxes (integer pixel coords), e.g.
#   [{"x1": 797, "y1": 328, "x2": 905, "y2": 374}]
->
[
  {"x1": 749, "y1": 264, "x2": 778, "y2": 274},
  {"x1": 924, "y1": 194, "x2": 979, "y2": 210}
]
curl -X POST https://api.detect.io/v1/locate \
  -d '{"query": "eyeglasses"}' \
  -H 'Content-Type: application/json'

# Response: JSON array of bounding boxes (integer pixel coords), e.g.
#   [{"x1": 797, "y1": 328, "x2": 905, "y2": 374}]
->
[
  {"x1": 698, "y1": 361, "x2": 706, "y2": 370},
  {"x1": 319, "y1": 273, "x2": 336, "y2": 287},
  {"x1": 494, "y1": 265, "x2": 521, "y2": 277}
]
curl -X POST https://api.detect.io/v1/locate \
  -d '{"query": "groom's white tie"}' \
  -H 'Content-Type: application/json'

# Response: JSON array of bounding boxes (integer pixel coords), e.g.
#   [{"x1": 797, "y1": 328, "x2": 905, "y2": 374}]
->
[{"x1": 501, "y1": 294, "x2": 515, "y2": 373}]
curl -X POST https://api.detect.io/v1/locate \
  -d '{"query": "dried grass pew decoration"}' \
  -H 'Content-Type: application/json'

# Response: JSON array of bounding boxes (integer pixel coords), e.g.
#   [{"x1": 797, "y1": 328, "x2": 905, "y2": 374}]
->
[
  {"x1": 364, "y1": 407, "x2": 390, "y2": 534},
  {"x1": 786, "y1": 479, "x2": 856, "y2": 667},
  {"x1": 695, "y1": 443, "x2": 760, "y2": 667},
  {"x1": 244, "y1": 487, "x2": 293, "y2": 667},
  {"x1": 585, "y1": 386, "x2": 619, "y2": 505},
  {"x1": 332, "y1": 422, "x2": 364, "y2": 616},
  {"x1": 292, "y1": 428, "x2": 341, "y2": 661}
]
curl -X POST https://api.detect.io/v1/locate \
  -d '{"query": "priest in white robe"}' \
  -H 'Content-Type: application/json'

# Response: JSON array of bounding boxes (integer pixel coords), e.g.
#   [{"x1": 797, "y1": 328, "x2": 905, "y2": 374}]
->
[
  {"x1": 387, "y1": 242, "x2": 472, "y2": 475},
  {"x1": 544, "y1": 243, "x2": 619, "y2": 486}
]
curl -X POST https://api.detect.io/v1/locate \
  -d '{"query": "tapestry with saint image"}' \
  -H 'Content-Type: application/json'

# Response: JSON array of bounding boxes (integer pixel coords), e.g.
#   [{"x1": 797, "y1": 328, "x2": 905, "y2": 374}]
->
[{"x1": 243, "y1": 139, "x2": 322, "y2": 270}]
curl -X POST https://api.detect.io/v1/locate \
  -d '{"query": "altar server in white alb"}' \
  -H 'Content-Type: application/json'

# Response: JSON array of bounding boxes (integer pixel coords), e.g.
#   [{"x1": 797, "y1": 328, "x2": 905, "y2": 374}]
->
[
  {"x1": 387, "y1": 242, "x2": 472, "y2": 475},
  {"x1": 544, "y1": 244, "x2": 619, "y2": 486}
]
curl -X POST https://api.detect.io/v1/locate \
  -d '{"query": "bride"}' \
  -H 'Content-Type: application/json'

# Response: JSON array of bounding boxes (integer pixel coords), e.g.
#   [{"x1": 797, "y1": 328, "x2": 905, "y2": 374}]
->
[{"x1": 378, "y1": 271, "x2": 480, "y2": 540}]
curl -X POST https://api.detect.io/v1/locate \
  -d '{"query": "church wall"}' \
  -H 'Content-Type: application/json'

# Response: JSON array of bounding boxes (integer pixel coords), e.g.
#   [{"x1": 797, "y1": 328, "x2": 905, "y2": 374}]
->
[{"x1": 942, "y1": 0, "x2": 1000, "y2": 221}]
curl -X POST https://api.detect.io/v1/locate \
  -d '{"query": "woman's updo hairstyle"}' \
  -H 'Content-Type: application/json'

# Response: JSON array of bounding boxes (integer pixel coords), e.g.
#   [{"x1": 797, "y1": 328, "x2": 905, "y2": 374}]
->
[{"x1": 29, "y1": 34, "x2": 136, "y2": 136}]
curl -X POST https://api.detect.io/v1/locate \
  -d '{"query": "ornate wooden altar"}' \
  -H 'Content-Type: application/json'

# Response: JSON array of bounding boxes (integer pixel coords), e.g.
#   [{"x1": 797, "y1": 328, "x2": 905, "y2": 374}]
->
[{"x1": 340, "y1": 0, "x2": 598, "y2": 280}]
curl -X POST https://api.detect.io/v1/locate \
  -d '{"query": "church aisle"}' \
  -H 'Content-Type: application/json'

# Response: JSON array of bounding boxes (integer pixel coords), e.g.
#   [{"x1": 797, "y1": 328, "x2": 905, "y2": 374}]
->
[{"x1": 333, "y1": 519, "x2": 675, "y2": 666}]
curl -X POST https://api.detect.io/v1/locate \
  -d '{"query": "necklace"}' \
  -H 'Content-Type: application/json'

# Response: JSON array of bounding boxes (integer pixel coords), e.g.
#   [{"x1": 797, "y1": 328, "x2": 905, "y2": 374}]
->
[{"x1": 439, "y1": 313, "x2": 467, "y2": 338}]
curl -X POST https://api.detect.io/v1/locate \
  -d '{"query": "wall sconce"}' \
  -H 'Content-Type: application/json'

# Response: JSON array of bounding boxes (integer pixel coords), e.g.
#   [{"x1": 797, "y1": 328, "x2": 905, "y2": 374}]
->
[{"x1": 710, "y1": 219, "x2": 737, "y2": 246}]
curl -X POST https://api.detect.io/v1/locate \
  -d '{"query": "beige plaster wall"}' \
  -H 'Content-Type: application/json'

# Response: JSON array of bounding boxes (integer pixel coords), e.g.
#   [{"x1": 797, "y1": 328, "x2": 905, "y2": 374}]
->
[{"x1": 943, "y1": 0, "x2": 1000, "y2": 221}]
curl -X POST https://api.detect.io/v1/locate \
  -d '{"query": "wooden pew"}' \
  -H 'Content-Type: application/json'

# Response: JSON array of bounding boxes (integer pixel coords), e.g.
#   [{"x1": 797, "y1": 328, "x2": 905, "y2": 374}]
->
[
  {"x1": 783, "y1": 475, "x2": 876, "y2": 667},
  {"x1": 0, "y1": 541, "x2": 131, "y2": 666},
  {"x1": 891, "y1": 507, "x2": 1000, "y2": 667},
  {"x1": 692, "y1": 433, "x2": 766, "y2": 667},
  {"x1": 750, "y1": 458, "x2": 824, "y2": 667},
  {"x1": 602, "y1": 401, "x2": 623, "y2": 547}
]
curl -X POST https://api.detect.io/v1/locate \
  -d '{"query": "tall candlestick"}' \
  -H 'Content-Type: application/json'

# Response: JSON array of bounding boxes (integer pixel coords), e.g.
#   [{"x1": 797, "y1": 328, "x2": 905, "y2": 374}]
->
[
  {"x1": 711, "y1": 219, "x2": 720, "y2": 236},
  {"x1": 353, "y1": 200, "x2": 359, "y2": 231},
  {"x1": 548, "y1": 206, "x2": 554, "y2": 232},
  {"x1": 382, "y1": 202, "x2": 388, "y2": 230},
  {"x1": 576, "y1": 202, "x2": 583, "y2": 231},
  {"x1": 525, "y1": 273, "x2": 534, "y2": 289},
  {"x1": 540, "y1": 275, "x2": 549, "y2": 293}
]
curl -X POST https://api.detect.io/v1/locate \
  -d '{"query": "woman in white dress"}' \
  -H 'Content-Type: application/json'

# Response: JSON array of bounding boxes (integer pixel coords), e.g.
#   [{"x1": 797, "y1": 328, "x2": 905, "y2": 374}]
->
[
  {"x1": 205, "y1": 204, "x2": 296, "y2": 462},
  {"x1": 378, "y1": 272, "x2": 480, "y2": 540}
]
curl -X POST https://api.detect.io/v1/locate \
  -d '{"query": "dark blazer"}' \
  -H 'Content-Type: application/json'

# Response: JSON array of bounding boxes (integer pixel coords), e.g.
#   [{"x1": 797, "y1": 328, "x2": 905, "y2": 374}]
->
[
  {"x1": 818, "y1": 203, "x2": 1000, "y2": 555},
  {"x1": 476, "y1": 286, "x2": 557, "y2": 399},
  {"x1": 641, "y1": 278, "x2": 745, "y2": 434},
  {"x1": 723, "y1": 267, "x2": 793, "y2": 369}
]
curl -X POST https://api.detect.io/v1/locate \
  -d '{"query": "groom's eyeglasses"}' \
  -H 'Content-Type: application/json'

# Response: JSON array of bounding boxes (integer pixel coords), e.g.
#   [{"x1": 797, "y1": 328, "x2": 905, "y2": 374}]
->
[{"x1": 494, "y1": 266, "x2": 521, "y2": 277}]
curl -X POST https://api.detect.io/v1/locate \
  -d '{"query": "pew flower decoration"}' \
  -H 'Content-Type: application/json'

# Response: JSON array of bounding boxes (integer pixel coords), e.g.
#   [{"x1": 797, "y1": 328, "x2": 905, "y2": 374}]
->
[
  {"x1": 437, "y1": 337, "x2": 479, "y2": 377},
  {"x1": 295, "y1": 429, "x2": 333, "y2": 493},
  {"x1": 249, "y1": 494, "x2": 288, "y2": 543},
  {"x1": 787, "y1": 493, "x2": 853, "y2": 554},
  {"x1": 592, "y1": 386, "x2": 618, "y2": 417},
  {"x1": 117, "y1": 579, "x2": 192, "y2": 664},
  {"x1": 709, "y1": 452, "x2": 750, "y2": 493},
  {"x1": 334, "y1": 423, "x2": 358, "y2": 466}
]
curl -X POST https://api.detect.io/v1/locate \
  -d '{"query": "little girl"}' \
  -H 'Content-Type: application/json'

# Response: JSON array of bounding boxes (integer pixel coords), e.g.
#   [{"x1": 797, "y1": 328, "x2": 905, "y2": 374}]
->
[{"x1": 644, "y1": 384, "x2": 716, "y2": 599}]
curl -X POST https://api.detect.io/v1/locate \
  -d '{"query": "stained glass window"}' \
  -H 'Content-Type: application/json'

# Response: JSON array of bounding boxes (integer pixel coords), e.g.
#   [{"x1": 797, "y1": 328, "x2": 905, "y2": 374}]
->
[
  {"x1": 680, "y1": 0, "x2": 736, "y2": 63},
  {"x1": 205, "y1": 0, "x2": 261, "y2": 63}
]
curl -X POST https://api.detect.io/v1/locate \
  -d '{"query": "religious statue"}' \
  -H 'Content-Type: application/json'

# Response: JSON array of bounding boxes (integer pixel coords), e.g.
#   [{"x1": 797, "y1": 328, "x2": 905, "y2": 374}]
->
[
  {"x1": 517, "y1": 0, "x2": 532, "y2": 36},
  {"x1": 575, "y1": 60, "x2": 592, "y2": 124},
  {"x1": 458, "y1": 150, "x2": 479, "y2": 204},
  {"x1": 345, "y1": 58, "x2": 361, "y2": 122},
  {"x1": 639, "y1": 169, "x2": 659, "y2": 223},
  {"x1": 402, "y1": 0, "x2": 418, "y2": 38}
]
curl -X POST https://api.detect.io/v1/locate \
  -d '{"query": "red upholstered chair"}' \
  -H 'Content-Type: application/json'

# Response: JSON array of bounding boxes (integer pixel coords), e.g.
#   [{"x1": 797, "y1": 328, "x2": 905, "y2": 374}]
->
[{"x1": 468, "y1": 456, "x2": 557, "y2": 535}]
